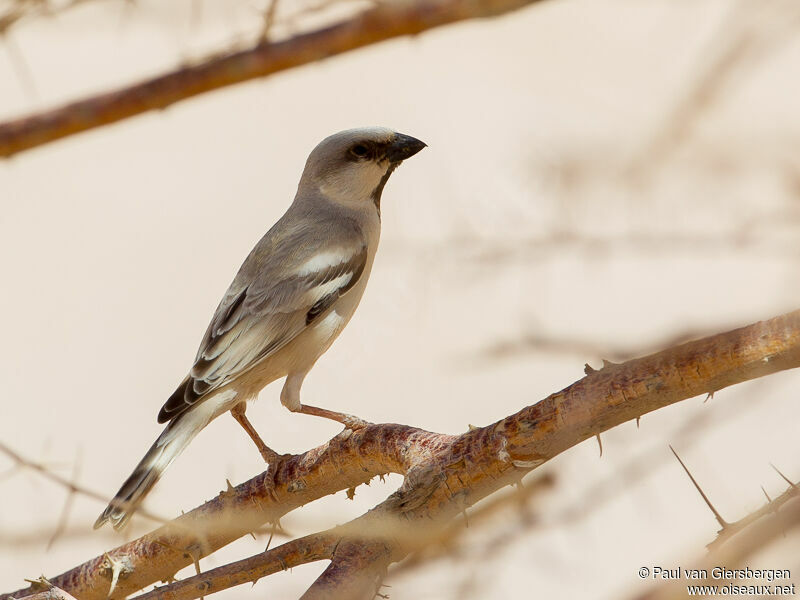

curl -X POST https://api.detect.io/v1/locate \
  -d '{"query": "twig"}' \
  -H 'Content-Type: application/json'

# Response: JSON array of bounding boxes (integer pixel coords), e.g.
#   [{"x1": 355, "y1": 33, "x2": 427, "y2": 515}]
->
[
  {"x1": 708, "y1": 468, "x2": 799, "y2": 550},
  {"x1": 0, "y1": 0, "x2": 544, "y2": 158},
  {"x1": 47, "y1": 450, "x2": 82, "y2": 550},
  {"x1": 669, "y1": 445, "x2": 729, "y2": 529},
  {"x1": 0, "y1": 442, "x2": 168, "y2": 527},
  {"x1": 15, "y1": 581, "x2": 79, "y2": 600},
  {"x1": 634, "y1": 496, "x2": 800, "y2": 600},
  {"x1": 133, "y1": 533, "x2": 338, "y2": 600}
]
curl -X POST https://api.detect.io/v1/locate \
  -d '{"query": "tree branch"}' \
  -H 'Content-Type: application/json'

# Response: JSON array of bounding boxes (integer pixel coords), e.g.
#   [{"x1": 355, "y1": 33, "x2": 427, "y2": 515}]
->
[
  {"x1": 131, "y1": 475, "x2": 555, "y2": 600},
  {"x1": 0, "y1": 0, "x2": 543, "y2": 158},
  {"x1": 16, "y1": 585, "x2": 79, "y2": 600},
  {"x1": 134, "y1": 533, "x2": 339, "y2": 600},
  {"x1": 4, "y1": 310, "x2": 799, "y2": 599},
  {"x1": 2, "y1": 424, "x2": 440, "y2": 600},
  {"x1": 635, "y1": 497, "x2": 800, "y2": 600}
]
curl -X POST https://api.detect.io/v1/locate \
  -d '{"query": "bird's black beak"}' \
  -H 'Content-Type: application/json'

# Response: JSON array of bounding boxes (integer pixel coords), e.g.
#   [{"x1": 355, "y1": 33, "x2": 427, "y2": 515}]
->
[{"x1": 386, "y1": 133, "x2": 427, "y2": 163}]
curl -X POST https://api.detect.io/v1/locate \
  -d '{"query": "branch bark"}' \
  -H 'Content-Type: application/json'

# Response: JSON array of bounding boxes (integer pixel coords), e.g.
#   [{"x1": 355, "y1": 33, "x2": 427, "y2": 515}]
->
[
  {"x1": 2, "y1": 426, "x2": 442, "y2": 600},
  {"x1": 3, "y1": 310, "x2": 799, "y2": 599},
  {"x1": 0, "y1": 0, "x2": 544, "y2": 158},
  {"x1": 16, "y1": 584, "x2": 79, "y2": 600}
]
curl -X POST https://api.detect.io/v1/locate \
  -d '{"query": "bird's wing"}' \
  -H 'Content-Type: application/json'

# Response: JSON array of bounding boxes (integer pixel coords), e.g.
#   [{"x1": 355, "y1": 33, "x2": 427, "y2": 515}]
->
[{"x1": 157, "y1": 219, "x2": 368, "y2": 423}]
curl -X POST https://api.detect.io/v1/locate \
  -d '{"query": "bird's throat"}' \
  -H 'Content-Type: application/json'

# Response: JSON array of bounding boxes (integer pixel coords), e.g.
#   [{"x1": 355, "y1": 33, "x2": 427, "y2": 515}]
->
[{"x1": 371, "y1": 162, "x2": 400, "y2": 215}]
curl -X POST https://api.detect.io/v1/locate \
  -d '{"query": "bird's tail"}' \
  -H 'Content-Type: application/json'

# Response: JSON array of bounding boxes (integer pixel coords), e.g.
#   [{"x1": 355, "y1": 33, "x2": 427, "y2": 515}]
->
[{"x1": 94, "y1": 410, "x2": 209, "y2": 530}]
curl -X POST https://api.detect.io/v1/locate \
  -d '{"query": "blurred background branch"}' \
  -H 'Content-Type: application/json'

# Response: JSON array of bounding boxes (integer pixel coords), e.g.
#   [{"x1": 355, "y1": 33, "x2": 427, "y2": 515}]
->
[
  {"x1": 0, "y1": 0, "x2": 545, "y2": 157},
  {"x1": 2, "y1": 0, "x2": 800, "y2": 597}
]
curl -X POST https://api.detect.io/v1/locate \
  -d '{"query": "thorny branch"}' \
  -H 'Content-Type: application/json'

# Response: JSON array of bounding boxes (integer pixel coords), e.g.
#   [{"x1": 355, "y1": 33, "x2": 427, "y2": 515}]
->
[
  {"x1": 15, "y1": 580, "x2": 79, "y2": 600},
  {"x1": 635, "y1": 494, "x2": 800, "y2": 600},
  {"x1": 3, "y1": 309, "x2": 800, "y2": 599},
  {"x1": 668, "y1": 448, "x2": 800, "y2": 552},
  {"x1": 0, "y1": 0, "x2": 545, "y2": 158},
  {"x1": 0, "y1": 442, "x2": 169, "y2": 530}
]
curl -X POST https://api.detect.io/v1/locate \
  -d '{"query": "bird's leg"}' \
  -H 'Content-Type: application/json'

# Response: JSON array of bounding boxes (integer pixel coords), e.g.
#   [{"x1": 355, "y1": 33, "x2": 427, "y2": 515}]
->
[
  {"x1": 295, "y1": 404, "x2": 369, "y2": 431},
  {"x1": 281, "y1": 373, "x2": 369, "y2": 430},
  {"x1": 230, "y1": 402, "x2": 280, "y2": 463}
]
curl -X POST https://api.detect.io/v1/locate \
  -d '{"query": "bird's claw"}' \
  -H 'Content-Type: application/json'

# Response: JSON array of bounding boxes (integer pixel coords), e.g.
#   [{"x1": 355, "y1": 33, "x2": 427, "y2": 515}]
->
[{"x1": 341, "y1": 414, "x2": 369, "y2": 431}]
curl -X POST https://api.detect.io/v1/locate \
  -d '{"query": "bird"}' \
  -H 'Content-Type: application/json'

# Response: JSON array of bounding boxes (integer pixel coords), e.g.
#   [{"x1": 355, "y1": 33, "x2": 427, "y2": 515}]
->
[{"x1": 94, "y1": 127, "x2": 426, "y2": 530}]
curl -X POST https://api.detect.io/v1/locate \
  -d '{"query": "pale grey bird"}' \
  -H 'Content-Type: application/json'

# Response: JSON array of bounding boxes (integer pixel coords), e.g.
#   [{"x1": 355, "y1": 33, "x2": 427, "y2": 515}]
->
[{"x1": 94, "y1": 127, "x2": 426, "y2": 530}]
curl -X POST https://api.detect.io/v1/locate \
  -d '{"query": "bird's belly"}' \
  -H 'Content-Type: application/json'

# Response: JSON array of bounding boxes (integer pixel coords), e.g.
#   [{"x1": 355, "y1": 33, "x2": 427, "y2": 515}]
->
[
  {"x1": 234, "y1": 295, "x2": 360, "y2": 398},
  {"x1": 226, "y1": 255, "x2": 373, "y2": 400},
  {"x1": 281, "y1": 303, "x2": 351, "y2": 373},
  {"x1": 312, "y1": 308, "x2": 347, "y2": 345}
]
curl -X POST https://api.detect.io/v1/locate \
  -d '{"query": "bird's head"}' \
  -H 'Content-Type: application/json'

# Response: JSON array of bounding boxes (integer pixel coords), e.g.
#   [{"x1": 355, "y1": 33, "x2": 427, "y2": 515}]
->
[{"x1": 300, "y1": 127, "x2": 426, "y2": 209}]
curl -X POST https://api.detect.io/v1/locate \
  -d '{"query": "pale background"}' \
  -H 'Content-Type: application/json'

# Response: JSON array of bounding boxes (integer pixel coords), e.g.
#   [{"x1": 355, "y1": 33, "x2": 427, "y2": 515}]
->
[{"x1": 1, "y1": 0, "x2": 799, "y2": 598}]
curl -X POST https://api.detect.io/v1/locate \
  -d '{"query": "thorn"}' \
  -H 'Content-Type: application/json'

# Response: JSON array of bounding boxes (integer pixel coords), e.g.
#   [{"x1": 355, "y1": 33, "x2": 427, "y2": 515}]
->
[
  {"x1": 670, "y1": 445, "x2": 729, "y2": 529},
  {"x1": 188, "y1": 548, "x2": 202, "y2": 576},
  {"x1": 265, "y1": 522, "x2": 276, "y2": 551},
  {"x1": 704, "y1": 391, "x2": 714, "y2": 403},
  {"x1": 596, "y1": 434, "x2": 603, "y2": 457},
  {"x1": 512, "y1": 458, "x2": 543, "y2": 469},
  {"x1": 636, "y1": 416, "x2": 641, "y2": 429},
  {"x1": 219, "y1": 478, "x2": 236, "y2": 499},
  {"x1": 761, "y1": 486, "x2": 772, "y2": 503},
  {"x1": 186, "y1": 550, "x2": 205, "y2": 600},
  {"x1": 379, "y1": 474, "x2": 386, "y2": 483},
  {"x1": 249, "y1": 531, "x2": 257, "y2": 540},
  {"x1": 23, "y1": 576, "x2": 52, "y2": 591},
  {"x1": 584, "y1": 363, "x2": 596, "y2": 375},
  {"x1": 467, "y1": 424, "x2": 478, "y2": 431},
  {"x1": 770, "y1": 463, "x2": 798, "y2": 489},
  {"x1": 346, "y1": 486, "x2": 356, "y2": 500},
  {"x1": 102, "y1": 553, "x2": 126, "y2": 598},
  {"x1": 462, "y1": 509, "x2": 469, "y2": 528},
  {"x1": 602, "y1": 359, "x2": 619, "y2": 369}
]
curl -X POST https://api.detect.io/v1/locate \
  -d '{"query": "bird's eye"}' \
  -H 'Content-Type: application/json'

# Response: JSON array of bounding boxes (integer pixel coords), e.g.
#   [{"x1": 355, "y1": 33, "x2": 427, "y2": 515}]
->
[{"x1": 350, "y1": 144, "x2": 369, "y2": 158}]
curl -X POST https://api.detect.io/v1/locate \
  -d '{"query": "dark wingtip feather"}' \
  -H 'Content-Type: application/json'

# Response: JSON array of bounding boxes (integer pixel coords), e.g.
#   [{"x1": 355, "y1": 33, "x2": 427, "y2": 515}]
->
[
  {"x1": 94, "y1": 502, "x2": 131, "y2": 531},
  {"x1": 94, "y1": 443, "x2": 169, "y2": 531},
  {"x1": 95, "y1": 411, "x2": 200, "y2": 531},
  {"x1": 158, "y1": 377, "x2": 201, "y2": 423},
  {"x1": 93, "y1": 512, "x2": 109, "y2": 530},
  {"x1": 94, "y1": 491, "x2": 136, "y2": 531}
]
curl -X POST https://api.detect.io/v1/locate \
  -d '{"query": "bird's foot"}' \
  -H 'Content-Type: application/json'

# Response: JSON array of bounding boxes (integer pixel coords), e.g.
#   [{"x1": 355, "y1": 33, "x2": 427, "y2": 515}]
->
[
  {"x1": 255, "y1": 442, "x2": 282, "y2": 465},
  {"x1": 340, "y1": 413, "x2": 369, "y2": 431}
]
